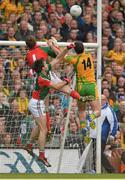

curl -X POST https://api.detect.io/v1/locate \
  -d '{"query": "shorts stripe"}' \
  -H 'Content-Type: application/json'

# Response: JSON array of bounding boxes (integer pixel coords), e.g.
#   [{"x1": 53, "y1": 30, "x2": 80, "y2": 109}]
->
[{"x1": 37, "y1": 100, "x2": 42, "y2": 116}]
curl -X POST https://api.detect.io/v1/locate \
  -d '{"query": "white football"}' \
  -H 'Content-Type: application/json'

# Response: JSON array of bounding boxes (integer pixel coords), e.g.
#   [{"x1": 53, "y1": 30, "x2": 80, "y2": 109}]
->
[{"x1": 70, "y1": 5, "x2": 82, "y2": 17}]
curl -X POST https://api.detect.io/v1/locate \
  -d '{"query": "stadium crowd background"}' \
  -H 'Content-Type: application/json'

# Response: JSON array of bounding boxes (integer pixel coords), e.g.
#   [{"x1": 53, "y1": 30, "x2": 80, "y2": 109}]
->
[{"x1": 0, "y1": 0, "x2": 125, "y2": 173}]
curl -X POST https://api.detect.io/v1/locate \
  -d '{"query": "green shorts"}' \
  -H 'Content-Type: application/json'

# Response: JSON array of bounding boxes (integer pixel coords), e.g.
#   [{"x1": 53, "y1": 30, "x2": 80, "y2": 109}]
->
[{"x1": 76, "y1": 82, "x2": 99, "y2": 100}]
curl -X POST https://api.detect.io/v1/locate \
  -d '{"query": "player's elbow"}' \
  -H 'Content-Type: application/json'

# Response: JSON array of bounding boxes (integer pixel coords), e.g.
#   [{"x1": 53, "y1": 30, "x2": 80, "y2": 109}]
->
[
  {"x1": 38, "y1": 76, "x2": 50, "y2": 87},
  {"x1": 38, "y1": 77, "x2": 44, "y2": 86}
]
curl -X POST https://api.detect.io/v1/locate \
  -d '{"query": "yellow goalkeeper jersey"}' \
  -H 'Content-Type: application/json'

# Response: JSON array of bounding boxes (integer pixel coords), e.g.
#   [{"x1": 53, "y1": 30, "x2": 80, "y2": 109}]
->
[{"x1": 65, "y1": 53, "x2": 96, "y2": 83}]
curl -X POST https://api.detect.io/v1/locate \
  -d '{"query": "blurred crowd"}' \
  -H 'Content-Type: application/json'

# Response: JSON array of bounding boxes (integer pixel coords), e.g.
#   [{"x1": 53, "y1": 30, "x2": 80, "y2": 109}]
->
[{"x1": 0, "y1": 0, "x2": 125, "y2": 173}]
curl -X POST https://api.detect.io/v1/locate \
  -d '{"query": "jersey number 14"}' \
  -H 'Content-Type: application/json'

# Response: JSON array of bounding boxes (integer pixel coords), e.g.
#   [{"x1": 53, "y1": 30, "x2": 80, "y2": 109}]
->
[{"x1": 82, "y1": 58, "x2": 92, "y2": 70}]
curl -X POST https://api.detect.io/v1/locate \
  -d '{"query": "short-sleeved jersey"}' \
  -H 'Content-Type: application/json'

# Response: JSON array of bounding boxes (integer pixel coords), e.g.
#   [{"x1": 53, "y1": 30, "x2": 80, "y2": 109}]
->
[
  {"x1": 65, "y1": 53, "x2": 96, "y2": 83},
  {"x1": 26, "y1": 45, "x2": 56, "y2": 67}
]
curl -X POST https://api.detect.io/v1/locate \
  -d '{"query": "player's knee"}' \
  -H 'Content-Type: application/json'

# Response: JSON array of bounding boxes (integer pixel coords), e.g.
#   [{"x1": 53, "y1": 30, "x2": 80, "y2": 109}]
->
[{"x1": 39, "y1": 124, "x2": 47, "y2": 134}]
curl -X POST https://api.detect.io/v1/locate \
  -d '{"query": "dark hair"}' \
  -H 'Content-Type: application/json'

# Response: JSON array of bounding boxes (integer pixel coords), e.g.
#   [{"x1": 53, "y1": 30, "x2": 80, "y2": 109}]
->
[
  {"x1": 32, "y1": 59, "x2": 44, "y2": 73},
  {"x1": 102, "y1": 78, "x2": 109, "y2": 83},
  {"x1": 74, "y1": 41, "x2": 84, "y2": 54},
  {"x1": 25, "y1": 35, "x2": 36, "y2": 49}
]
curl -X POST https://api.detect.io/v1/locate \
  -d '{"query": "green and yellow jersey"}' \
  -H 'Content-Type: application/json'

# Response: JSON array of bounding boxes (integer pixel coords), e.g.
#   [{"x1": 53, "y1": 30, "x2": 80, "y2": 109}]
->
[
  {"x1": 65, "y1": 52, "x2": 98, "y2": 99},
  {"x1": 65, "y1": 52, "x2": 96, "y2": 83}
]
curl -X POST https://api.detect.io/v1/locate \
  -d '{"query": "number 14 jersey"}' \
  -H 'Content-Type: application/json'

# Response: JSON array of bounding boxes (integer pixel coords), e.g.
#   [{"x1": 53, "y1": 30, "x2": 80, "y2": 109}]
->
[{"x1": 65, "y1": 53, "x2": 96, "y2": 83}]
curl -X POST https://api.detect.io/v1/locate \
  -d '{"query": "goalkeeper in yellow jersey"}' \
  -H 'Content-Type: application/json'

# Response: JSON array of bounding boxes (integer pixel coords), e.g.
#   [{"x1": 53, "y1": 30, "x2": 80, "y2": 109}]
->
[{"x1": 64, "y1": 41, "x2": 101, "y2": 135}]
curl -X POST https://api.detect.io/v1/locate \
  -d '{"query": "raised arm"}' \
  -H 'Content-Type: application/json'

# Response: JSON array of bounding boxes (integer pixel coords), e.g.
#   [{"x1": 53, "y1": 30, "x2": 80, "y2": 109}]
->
[
  {"x1": 38, "y1": 76, "x2": 67, "y2": 90},
  {"x1": 47, "y1": 37, "x2": 61, "y2": 55},
  {"x1": 50, "y1": 44, "x2": 74, "y2": 69}
]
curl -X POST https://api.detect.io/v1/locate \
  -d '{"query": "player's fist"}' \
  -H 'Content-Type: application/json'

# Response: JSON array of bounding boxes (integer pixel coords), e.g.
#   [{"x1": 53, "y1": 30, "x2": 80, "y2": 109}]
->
[
  {"x1": 51, "y1": 37, "x2": 58, "y2": 46},
  {"x1": 67, "y1": 43, "x2": 74, "y2": 50},
  {"x1": 63, "y1": 77, "x2": 71, "y2": 84}
]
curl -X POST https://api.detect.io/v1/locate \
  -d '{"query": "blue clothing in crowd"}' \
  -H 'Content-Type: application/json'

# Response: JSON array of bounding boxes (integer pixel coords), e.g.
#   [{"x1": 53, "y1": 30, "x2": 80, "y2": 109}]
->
[{"x1": 101, "y1": 103, "x2": 118, "y2": 143}]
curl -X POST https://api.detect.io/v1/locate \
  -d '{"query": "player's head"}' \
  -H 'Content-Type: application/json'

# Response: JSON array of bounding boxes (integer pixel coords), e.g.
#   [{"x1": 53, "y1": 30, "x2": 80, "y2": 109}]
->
[
  {"x1": 32, "y1": 59, "x2": 44, "y2": 73},
  {"x1": 25, "y1": 35, "x2": 36, "y2": 49},
  {"x1": 74, "y1": 41, "x2": 84, "y2": 54}
]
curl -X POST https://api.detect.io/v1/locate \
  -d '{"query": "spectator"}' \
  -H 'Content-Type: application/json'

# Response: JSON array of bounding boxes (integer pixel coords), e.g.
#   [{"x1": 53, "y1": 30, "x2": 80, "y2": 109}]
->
[
  {"x1": 3, "y1": 132, "x2": 12, "y2": 148},
  {"x1": 117, "y1": 76, "x2": 125, "y2": 88},
  {"x1": 0, "y1": 92, "x2": 9, "y2": 117},
  {"x1": 86, "y1": 31, "x2": 96, "y2": 43},
  {"x1": 17, "y1": 89, "x2": 29, "y2": 115},
  {"x1": 0, "y1": 117, "x2": 6, "y2": 144},
  {"x1": 116, "y1": 100, "x2": 125, "y2": 122},
  {"x1": 5, "y1": 99, "x2": 25, "y2": 144},
  {"x1": 69, "y1": 121, "x2": 79, "y2": 135},
  {"x1": 6, "y1": 20, "x2": 13, "y2": 29},
  {"x1": 23, "y1": 5, "x2": 32, "y2": 24},
  {"x1": 39, "y1": 25, "x2": 49, "y2": 39},
  {"x1": 60, "y1": 13, "x2": 72, "y2": 41},
  {"x1": 31, "y1": 11, "x2": 42, "y2": 32},
  {"x1": 106, "y1": 41, "x2": 125, "y2": 65},
  {"x1": 15, "y1": 20, "x2": 34, "y2": 41},
  {"x1": 55, "y1": 3, "x2": 65, "y2": 23},
  {"x1": 0, "y1": 22, "x2": 8, "y2": 40},
  {"x1": 4, "y1": 27, "x2": 16, "y2": 41},
  {"x1": 102, "y1": 88, "x2": 116, "y2": 107},
  {"x1": 31, "y1": 0, "x2": 39, "y2": 11},
  {"x1": 115, "y1": 27, "x2": 125, "y2": 40},
  {"x1": 102, "y1": 79, "x2": 110, "y2": 89},
  {"x1": 35, "y1": 29, "x2": 46, "y2": 41},
  {"x1": 8, "y1": 13, "x2": 18, "y2": 30},
  {"x1": 113, "y1": 64, "x2": 124, "y2": 78},
  {"x1": 101, "y1": 94, "x2": 118, "y2": 173},
  {"x1": 102, "y1": 27, "x2": 115, "y2": 50},
  {"x1": 82, "y1": 14, "x2": 93, "y2": 41}
]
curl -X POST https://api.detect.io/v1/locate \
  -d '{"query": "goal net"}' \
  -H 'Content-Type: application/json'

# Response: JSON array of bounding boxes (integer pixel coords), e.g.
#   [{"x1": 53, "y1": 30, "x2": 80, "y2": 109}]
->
[{"x1": 0, "y1": 41, "x2": 99, "y2": 173}]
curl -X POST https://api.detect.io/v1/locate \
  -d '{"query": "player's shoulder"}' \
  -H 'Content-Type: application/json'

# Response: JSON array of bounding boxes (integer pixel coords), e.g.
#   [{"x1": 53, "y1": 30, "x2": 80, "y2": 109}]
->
[
  {"x1": 72, "y1": 54, "x2": 78, "y2": 59},
  {"x1": 81, "y1": 52, "x2": 91, "y2": 58},
  {"x1": 65, "y1": 54, "x2": 76, "y2": 60}
]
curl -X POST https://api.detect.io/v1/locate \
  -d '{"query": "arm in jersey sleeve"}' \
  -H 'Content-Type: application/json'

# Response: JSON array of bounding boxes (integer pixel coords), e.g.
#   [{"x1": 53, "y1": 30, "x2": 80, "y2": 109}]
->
[
  {"x1": 40, "y1": 46, "x2": 57, "y2": 58},
  {"x1": 64, "y1": 55, "x2": 78, "y2": 64},
  {"x1": 38, "y1": 76, "x2": 51, "y2": 87},
  {"x1": 38, "y1": 76, "x2": 67, "y2": 90},
  {"x1": 50, "y1": 48, "x2": 69, "y2": 69}
]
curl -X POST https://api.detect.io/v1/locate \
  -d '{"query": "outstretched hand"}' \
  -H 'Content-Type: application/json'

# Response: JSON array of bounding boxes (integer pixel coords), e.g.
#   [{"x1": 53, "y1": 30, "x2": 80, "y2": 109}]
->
[
  {"x1": 47, "y1": 39, "x2": 53, "y2": 47},
  {"x1": 47, "y1": 37, "x2": 58, "y2": 47}
]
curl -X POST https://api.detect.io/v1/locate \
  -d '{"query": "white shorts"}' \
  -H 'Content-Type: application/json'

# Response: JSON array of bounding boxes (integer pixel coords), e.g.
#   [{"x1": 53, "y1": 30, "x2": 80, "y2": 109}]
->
[
  {"x1": 28, "y1": 98, "x2": 46, "y2": 118},
  {"x1": 49, "y1": 71, "x2": 62, "y2": 84}
]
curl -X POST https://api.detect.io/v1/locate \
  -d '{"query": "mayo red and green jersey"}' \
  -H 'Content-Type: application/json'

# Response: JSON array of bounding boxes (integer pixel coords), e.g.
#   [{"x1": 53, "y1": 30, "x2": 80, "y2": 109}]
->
[
  {"x1": 32, "y1": 72, "x2": 51, "y2": 100},
  {"x1": 32, "y1": 65, "x2": 52, "y2": 100},
  {"x1": 65, "y1": 53, "x2": 96, "y2": 83},
  {"x1": 26, "y1": 45, "x2": 56, "y2": 67}
]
